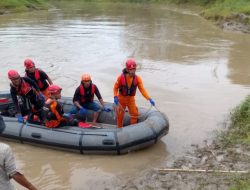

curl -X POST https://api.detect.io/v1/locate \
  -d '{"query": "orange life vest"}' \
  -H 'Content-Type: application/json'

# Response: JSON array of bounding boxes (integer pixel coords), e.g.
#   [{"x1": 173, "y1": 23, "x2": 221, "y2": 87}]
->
[
  {"x1": 118, "y1": 73, "x2": 138, "y2": 96},
  {"x1": 79, "y1": 84, "x2": 95, "y2": 103},
  {"x1": 44, "y1": 99, "x2": 64, "y2": 128}
]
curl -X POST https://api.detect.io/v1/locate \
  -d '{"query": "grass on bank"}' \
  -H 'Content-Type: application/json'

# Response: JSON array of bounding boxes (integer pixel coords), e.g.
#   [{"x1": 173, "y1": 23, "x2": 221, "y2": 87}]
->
[
  {"x1": 217, "y1": 95, "x2": 250, "y2": 190},
  {"x1": 0, "y1": 0, "x2": 49, "y2": 13},
  {"x1": 0, "y1": 0, "x2": 250, "y2": 24},
  {"x1": 161, "y1": 0, "x2": 250, "y2": 23},
  {"x1": 201, "y1": 0, "x2": 250, "y2": 23},
  {"x1": 220, "y1": 95, "x2": 250, "y2": 147},
  {"x1": 229, "y1": 174, "x2": 250, "y2": 190}
]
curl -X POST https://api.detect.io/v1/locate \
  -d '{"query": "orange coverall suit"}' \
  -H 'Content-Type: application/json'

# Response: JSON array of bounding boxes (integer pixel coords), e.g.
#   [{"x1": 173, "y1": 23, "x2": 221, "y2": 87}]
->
[{"x1": 113, "y1": 74, "x2": 150, "y2": 128}]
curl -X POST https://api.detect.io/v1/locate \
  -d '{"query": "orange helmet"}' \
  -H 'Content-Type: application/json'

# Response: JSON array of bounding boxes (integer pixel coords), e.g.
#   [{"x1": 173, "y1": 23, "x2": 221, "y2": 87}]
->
[
  {"x1": 126, "y1": 59, "x2": 136, "y2": 70},
  {"x1": 24, "y1": 59, "x2": 35, "y2": 69},
  {"x1": 48, "y1": 85, "x2": 62, "y2": 94},
  {"x1": 81, "y1": 74, "x2": 91, "y2": 81},
  {"x1": 8, "y1": 70, "x2": 20, "y2": 80}
]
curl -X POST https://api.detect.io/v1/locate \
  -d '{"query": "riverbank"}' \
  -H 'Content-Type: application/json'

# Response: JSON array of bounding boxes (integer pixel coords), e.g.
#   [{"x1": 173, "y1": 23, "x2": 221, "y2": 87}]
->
[
  {"x1": 167, "y1": 0, "x2": 250, "y2": 33},
  {"x1": 0, "y1": 0, "x2": 250, "y2": 33},
  {"x1": 0, "y1": 0, "x2": 49, "y2": 14},
  {"x1": 119, "y1": 141, "x2": 250, "y2": 190},
  {"x1": 119, "y1": 96, "x2": 250, "y2": 190},
  {"x1": 200, "y1": 0, "x2": 250, "y2": 33}
]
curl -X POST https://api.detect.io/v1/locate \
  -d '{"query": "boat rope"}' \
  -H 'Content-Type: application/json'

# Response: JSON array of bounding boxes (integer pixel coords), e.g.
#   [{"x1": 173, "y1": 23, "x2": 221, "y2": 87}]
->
[{"x1": 152, "y1": 105, "x2": 161, "y2": 112}]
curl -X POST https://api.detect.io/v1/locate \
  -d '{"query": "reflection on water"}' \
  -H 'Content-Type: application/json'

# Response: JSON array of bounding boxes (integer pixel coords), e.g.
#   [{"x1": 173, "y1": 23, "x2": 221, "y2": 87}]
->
[{"x1": 0, "y1": 2, "x2": 250, "y2": 189}]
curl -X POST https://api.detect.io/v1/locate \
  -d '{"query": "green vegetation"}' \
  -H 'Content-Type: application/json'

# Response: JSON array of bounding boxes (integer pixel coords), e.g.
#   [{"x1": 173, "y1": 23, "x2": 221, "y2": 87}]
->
[
  {"x1": 0, "y1": 0, "x2": 49, "y2": 13},
  {"x1": 201, "y1": 0, "x2": 250, "y2": 24},
  {"x1": 220, "y1": 95, "x2": 250, "y2": 147},
  {"x1": 0, "y1": 0, "x2": 249, "y2": 24},
  {"x1": 229, "y1": 174, "x2": 250, "y2": 190},
  {"x1": 157, "y1": 0, "x2": 250, "y2": 23},
  {"x1": 219, "y1": 95, "x2": 250, "y2": 190}
]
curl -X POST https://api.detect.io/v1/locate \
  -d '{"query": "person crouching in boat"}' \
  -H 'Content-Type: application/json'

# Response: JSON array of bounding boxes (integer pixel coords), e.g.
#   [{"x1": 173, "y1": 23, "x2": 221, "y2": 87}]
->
[
  {"x1": 44, "y1": 85, "x2": 78, "y2": 128},
  {"x1": 24, "y1": 58, "x2": 53, "y2": 100},
  {"x1": 113, "y1": 59, "x2": 155, "y2": 128},
  {"x1": 72, "y1": 74, "x2": 110, "y2": 125},
  {"x1": 8, "y1": 70, "x2": 45, "y2": 123}
]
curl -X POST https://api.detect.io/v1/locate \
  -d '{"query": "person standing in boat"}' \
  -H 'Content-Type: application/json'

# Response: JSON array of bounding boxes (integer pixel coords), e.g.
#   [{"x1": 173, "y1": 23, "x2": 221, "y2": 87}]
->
[
  {"x1": 43, "y1": 84, "x2": 78, "y2": 128},
  {"x1": 113, "y1": 58, "x2": 155, "y2": 128},
  {"x1": 24, "y1": 58, "x2": 53, "y2": 100},
  {"x1": 72, "y1": 74, "x2": 110, "y2": 125},
  {"x1": 0, "y1": 142, "x2": 38, "y2": 190},
  {"x1": 8, "y1": 70, "x2": 45, "y2": 123}
]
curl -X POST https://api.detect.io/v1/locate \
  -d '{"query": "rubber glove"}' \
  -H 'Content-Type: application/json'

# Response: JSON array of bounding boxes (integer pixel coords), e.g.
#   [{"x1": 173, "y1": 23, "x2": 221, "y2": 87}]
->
[
  {"x1": 79, "y1": 107, "x2": 87, "y2": 115},
  {"x1": 114, "y1": 96, "x2": 119, "y2": 105},
  {"x1": 149, "y1": 98, "x2": 155, "y2": 106},
  {"x1": 17, "y1": 114, "x2": 23, "y2": 123},
  {"x1": 103, "y1": 106, "x2": 111, "y2": 112}
]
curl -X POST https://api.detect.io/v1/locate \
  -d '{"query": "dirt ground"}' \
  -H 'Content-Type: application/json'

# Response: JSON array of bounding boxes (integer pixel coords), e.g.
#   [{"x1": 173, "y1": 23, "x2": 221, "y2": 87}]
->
[
  {"x1": 115, "y1": 140, "x2": 250, "y2": 190},
  {"x1": 217, "y1": 13, "x2": 250, "y2": 33}
]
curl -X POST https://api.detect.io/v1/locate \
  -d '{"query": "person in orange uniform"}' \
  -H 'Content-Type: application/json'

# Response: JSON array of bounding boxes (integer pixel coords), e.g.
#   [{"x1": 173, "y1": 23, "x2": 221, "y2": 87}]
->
[
  {"x1": 113, "y1": 59, "x2": 155, "y2": 128},
  {"x1": 24, "y1": 58, "x2": 53, "y2": 100},
  {"x1": 44, "y1": 84, "x2": 78, "y2": 128}
]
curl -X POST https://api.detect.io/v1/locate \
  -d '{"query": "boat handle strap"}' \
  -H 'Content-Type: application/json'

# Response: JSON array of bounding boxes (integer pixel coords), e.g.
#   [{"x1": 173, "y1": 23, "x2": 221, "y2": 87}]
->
[{"x1": 31, "y1": 133, "x2": 41, "y2": 139}]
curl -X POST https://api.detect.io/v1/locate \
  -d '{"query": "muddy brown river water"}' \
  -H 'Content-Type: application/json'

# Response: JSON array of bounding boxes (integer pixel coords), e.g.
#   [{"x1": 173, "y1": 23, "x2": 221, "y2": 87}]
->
[{"x1": 0, "y1": 2, "x2": 250, "y2": 189}]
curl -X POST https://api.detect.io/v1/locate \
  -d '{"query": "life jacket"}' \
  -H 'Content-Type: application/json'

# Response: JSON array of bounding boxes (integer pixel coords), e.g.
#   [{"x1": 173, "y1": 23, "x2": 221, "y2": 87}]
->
[
  {"x1": 14, "y1": 78, "x2": 32, "y2": 96},
  {"x1": 34, "y1": 69, "x2": 44, "y2": 89},
  {"x1": 79, "y1": 84, "x2": 95, "y2": 103},
  {"x1": 118, "y1": 73, "x2": 138, "y2": 96},
  {"x1": 44, "y1": 99, "x2": 64, "y2": 128}
]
